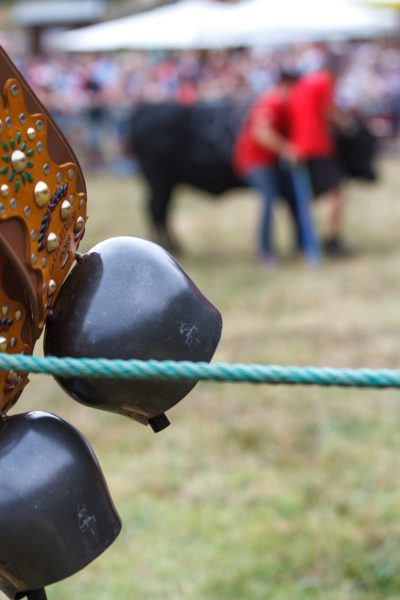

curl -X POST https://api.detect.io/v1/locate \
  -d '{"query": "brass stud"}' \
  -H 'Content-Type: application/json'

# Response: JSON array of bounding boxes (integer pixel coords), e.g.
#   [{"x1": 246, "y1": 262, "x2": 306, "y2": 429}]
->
[
  {"x1": 74, "y1": 216, "x2": 85, "y2": 233},
  {"x1": 36, "y1": 119, "x2": 43, "y2": 131},
  {"x1": 56, "y1": 172, "x2": 62, "y2": 183},
  {"x1": 24, "y1": 205, "x2": 32, "y2": 218},
  {"x1": 60, "y1": 199, "x2": 72, "y2": 221},
  {"x1": 9, "y1": 337, "x2": 16, "y2": 349},
  {"x1": 11, "y1": 84, "x2": 19, "y2": 97},
  {"x1": 34, "y1": 181, "x2": 50, "y2": 207},
  {"x1": 47, "y1": 280, "x2": 57, "y2": 296},
  {"x1": 43, "y1": 163, "x2": 50, "y2": 176},
  {"x1": 41, "y1": 257, "x2": 47, "y2": 268},
  {"x1": 18, "y1": 113, "x2": 26, "y2": 125},
  {"x1": 9, "y1": 198, "x2": 17, "y2": 211},
  {"x1": 11, "y1": 150, "x2": 27, "y2": 173},
  {"x1": 0, "y1": 185, "x2": 8, "y2": 198},
  {"x1": 47, "y1": 232, "x2": 59, "y2": 253},
  {"x1": 67, "y1": 168, "x2": 74, "y2": 180},
  {"x1": 36, "y1": 141, "x2": 44, "y2": 153},
  {"x1": 0, "y1": 337, "x2": 7, "y2": 352},
  {"x1": 27, "y1": 127, "x2": 36, "y2": 141},
  {"x1": 30, "y1": 229, "x2": 37, "y2": 241},
  {"x1": 31, "y1": 252, "x2": 38, "y2": 265},
  {"x1": 69, "y1": 194, "x2": 75, "y2": 204},
  {"x1": 79, "y1": 197, "x2": 85, "y2": 209},
  {"x1": 6, "y1": 370, "x2": 19, "y2": 383},
  {"x1": 1, "y1": 306, "x2": 8, "y2": 316},
  {"x1": 15, "y1": 310, "x2": 22, "y2": 321},
  {"x1": 5, "y1": 117, "x2": 11, "y2": 129}
]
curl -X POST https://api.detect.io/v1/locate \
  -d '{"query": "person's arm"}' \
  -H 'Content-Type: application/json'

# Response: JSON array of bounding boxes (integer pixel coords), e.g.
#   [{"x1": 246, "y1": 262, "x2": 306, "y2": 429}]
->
[{"x1": 251, "y1": 114, "x2": 297, "y2": 161}]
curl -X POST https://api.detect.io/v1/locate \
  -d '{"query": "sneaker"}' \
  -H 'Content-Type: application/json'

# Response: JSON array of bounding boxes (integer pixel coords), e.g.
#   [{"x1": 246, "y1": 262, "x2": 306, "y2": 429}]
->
[{"x1": 323, "y1": 237, "x2": 357, "y2": 259}]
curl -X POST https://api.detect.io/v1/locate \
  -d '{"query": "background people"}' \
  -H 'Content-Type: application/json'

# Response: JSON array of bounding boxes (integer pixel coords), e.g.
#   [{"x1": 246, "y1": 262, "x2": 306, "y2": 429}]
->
[
  {"x1": 10, "y1": 41, "x2": 396, "y2": 262},
  {"x1": 233, "y1": 71, "x2": 298, "y2": 264},
  {"x1": 289, "y1": 49, "x2": 352, "y2": 258},
  {"x1": 15, "y1": 41, "x2": 400, "y2": 170}
]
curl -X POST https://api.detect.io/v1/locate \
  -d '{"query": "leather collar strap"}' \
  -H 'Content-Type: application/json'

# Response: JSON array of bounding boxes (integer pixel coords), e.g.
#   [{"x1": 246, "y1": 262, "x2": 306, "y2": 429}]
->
[{"x1": 0, "y1": 46, "x2": 88, "y2": 412}]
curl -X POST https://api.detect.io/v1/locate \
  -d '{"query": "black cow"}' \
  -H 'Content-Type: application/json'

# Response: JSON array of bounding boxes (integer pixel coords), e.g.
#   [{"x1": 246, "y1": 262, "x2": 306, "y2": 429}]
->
[{"x1": 130, "y1": 101, "x2": 377, "y2": 251}]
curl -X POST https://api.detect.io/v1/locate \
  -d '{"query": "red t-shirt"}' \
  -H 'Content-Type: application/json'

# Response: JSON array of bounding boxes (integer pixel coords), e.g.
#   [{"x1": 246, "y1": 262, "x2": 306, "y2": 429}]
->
[
  {"x1": 289, "y1": 71, "x2": 335, "y2": 159},
  {"x1": 233, "y1": 90, "x2": 289, "y2": 175}
]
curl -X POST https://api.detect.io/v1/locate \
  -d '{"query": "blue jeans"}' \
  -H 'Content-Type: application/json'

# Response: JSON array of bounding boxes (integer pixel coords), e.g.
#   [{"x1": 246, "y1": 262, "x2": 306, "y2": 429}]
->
[
  {"x1": 289, "y1": 163, "x2": 322, "y2": 264},
  {"x1": 245, "y1": 166, "x2": 280, "y2": 258}
]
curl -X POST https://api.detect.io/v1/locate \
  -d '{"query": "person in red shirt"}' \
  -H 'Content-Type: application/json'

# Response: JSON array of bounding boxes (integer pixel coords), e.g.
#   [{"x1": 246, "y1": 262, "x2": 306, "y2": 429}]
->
[
  {"x1": 234, "y1": 70, "x2": 299, "y2": 263},
  {"x1": 289, "y1": 50, "x2": 351, "y2": 257}
]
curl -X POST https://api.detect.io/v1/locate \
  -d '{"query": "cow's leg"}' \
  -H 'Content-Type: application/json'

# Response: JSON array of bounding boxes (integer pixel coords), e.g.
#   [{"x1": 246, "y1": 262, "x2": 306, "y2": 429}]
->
[{"x1": 147, "y1": 179, "x2": 181, "y2": 253}]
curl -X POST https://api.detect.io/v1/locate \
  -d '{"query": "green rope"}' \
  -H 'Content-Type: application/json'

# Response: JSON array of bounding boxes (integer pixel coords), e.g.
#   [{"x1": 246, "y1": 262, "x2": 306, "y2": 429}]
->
[{"x1": 1, "y1": 353, "x2": 400, "y2": 388}]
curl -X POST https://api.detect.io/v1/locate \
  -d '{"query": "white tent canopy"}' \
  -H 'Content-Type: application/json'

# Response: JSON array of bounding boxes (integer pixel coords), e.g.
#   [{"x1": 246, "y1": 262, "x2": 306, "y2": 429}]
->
[
  {"x1": 48, "y1": 0, "x2": 399, "y2": 52},
  {"x1": 48, "y1": 0, "x2": 232, "y2": 51},
  {"x1": 214, "y1": 0, "x2": 399, "y2": 46}
]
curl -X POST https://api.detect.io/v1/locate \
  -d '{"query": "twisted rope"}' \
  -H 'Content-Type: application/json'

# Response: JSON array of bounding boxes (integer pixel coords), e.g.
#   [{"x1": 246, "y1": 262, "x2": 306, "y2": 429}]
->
[{"x1": 1, "y1": 354, "x2": 400, "y2": 388}]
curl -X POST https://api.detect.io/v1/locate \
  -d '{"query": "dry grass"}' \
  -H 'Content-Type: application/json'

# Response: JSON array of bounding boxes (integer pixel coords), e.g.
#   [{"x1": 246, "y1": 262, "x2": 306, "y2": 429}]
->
[{"x1": 6, "y1": 156, "x2": 400, "y2": 599}]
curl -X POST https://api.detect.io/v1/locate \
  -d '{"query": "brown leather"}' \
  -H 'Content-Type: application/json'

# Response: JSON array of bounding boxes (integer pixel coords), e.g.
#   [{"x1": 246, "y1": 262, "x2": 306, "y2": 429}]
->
[
  {"x1": 0, "y1": 253, "x2": 32, "y2": 412},
  {"x1": 0, "y1": 46, "x2": 88, "y2": 411},
  {"x1": 0, "y1": 47, "x2": 86, "y2": 192}
]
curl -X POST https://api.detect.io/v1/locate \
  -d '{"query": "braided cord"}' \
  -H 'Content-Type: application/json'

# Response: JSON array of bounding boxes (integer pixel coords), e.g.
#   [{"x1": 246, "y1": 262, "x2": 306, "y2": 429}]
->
[{"x1": 1, "y1": 354, "x2": 400, "y2": 388}]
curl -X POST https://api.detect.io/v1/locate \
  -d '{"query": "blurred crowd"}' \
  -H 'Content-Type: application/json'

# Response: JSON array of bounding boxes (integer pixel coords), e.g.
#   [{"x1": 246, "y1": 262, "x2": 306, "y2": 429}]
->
[{"x1": 14, "y1": 40, "x2": 400, "y2": 168}]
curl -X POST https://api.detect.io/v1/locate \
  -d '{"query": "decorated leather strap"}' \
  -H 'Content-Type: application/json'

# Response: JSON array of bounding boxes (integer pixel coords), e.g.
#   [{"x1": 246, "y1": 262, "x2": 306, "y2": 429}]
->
[
  {"x1": 0, "y1": 253, "x2": 32, "y2": 412},
  {"x1": 0, "y1": 46, "x2": 88, "y2": 412}
]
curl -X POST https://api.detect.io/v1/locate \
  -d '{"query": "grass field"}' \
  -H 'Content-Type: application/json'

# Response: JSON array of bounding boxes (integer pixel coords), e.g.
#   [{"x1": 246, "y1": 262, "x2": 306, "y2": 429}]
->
[{"x1": 8, "y1": 156, "x2": 400, "y2": 600}]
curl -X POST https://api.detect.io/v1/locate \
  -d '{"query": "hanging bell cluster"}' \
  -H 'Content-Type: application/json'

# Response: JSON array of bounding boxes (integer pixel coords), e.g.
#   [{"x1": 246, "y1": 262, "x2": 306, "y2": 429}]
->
[
  {"x1": 0, "y1": 45, "x2": 222, "y2": 600},
  {"x1": 0, "y1": 45, "x2": 119, "y2": 600}
]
